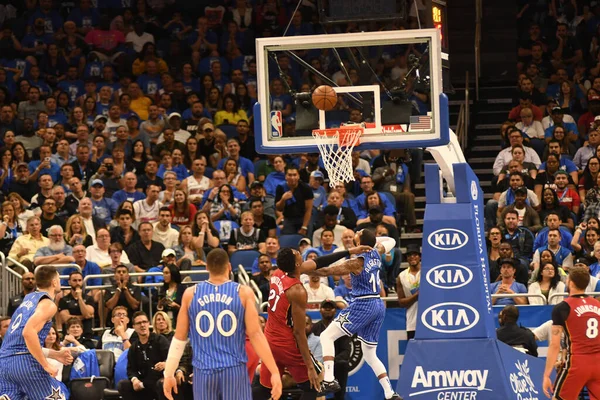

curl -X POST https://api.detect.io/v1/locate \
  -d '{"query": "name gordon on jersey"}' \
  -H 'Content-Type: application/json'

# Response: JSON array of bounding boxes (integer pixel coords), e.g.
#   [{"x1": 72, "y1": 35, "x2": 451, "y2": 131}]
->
[{"x1": 197, "y1": 293, "x2": 234, "y2": 307}]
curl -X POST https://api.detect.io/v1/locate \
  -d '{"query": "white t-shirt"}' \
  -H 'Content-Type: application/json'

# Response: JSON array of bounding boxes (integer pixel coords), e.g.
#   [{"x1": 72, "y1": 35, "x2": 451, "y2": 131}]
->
[
  {"x1": 304, "y1": 283, "x2": 335, "y2": 309},
  {"x1": 398, "y1": 268, "x2": 420, "y2": 331},
  {"x1": 86, "y1": 245, "x2": 131, "y2": 268},
  {"x1": 184, "y1": 175, "x2": 211, "y2": 199},
  {"x1": 133, "y1": 199, "x2": 163, "y2": 228},
  {"x1": 152, "y1": 222, "x2": 179, "y2": 248},
  {"x1": 101, "y1": 327, "x2": 134, "y2": 359},
  {"x1": 125, "y1": 32, "x2": 154, "y2": 53}
]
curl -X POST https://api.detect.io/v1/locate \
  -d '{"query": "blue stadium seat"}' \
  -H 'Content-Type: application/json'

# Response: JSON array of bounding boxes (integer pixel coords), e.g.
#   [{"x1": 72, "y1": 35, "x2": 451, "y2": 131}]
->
[
  {"x1": 230, "y1": 250, "x2": 261, "y2": 273},
  {"x1": 218, "y1": 124, "x2": 238, "y2": 139},
  {"x1": 254, "y1": 159, "x2": 266, "y2": 173},
  {"x1": 278, "y1": 234, "x2": 304, "y2": 249}
]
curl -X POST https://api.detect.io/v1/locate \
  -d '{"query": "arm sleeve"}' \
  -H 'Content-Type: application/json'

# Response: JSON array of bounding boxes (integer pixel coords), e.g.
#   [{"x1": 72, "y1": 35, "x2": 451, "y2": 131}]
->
[
  {"x1": 552, "y1": 301, "x2": 571, "y2": 327},
  {"x1": 315, "y1": 251, "x2": 350, "y2": 269}
]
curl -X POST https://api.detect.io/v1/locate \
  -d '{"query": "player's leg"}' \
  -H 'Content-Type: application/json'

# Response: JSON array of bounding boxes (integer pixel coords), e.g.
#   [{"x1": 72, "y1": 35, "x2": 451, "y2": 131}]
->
[
  {"x1": 320, "y1": 314, "x2": 350, "y2": 388},
  {"x1": 220, "y1": 364, "x2": 251, "y2": 400},
  {"x1": 553, "y1": 356, "x2": 588, "y2": 400},
  {"x1": 256, "y1": 353, "x2": 284, "y2": 400},
  {"x1": 360, "y1": 341, "x2": 400, "y2": 400},
  {"x1": 192, "y1": 368, "x2": 219, "y2": 400},
  {"x1": 9, "y1": 356, "x2": 67, "y2": 400}
]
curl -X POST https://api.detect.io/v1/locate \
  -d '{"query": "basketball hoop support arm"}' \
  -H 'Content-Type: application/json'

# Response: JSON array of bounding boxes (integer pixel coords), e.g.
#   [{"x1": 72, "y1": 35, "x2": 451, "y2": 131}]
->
[{"x1": 425, "y1": 128, "x2": 466, "y2": 201}]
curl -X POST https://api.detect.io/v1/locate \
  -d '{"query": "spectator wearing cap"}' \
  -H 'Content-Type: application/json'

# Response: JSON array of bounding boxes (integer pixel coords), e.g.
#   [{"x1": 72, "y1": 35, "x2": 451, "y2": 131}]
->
[
  {"x1": 496, "y1": 172, "x2": 539, "y2": 220},
  {"x1": 397, "y1": 244, "x2": 421, "y2": 339},
  {"x1": 508, "y1": 93, "x2": 544, "y2": 122},
  {"x1": 91, "y1": 114, "x2": 108, "y2": 140},
  {"x1": 161, "y1": 113, "x2": 190, "y2": 145},
  {"x1": 153, "y1": 128, "x2": 185, "y2": 158},
  {"x1": 538, "y1": 144, "x2": 579, "y2": 185},
  {"x1": 543, "y1": 107, "x2": 579, "y2": 143},
  {"x1": 575, "y1": 256, "x2": 600, "y2": 291},
  {"x1": 490, "y1": 258, "x2": 528, "y2": 305},
  {"x1": 299, "y1": 237, "x2": 311, "y2": 254},
  {"x1": 496, "y1": 305, "x2": 537, "y2": 356},
  {"x1": 493, "y1": 128, "x2": 542, "y2": 176},
  {"x1": 498, "y1": 185, "x2": 542, "y2": 233},
  {"x1": 309, "y1": 170, "x2": 327, "y2": 212},
  {"x1": 574, "y1": 129, "x2": 600, "y2": 170},
  {"x1": 311, "y1": 299, "x2": 351, "y2": 400},
  {"x1": 9, "y1": 162, "x2": 38, "y2": 202},
  {"x1": 245, "y1": 180, "x2": 275, "y2": 218},
  {"x1": 312, "y1": 205, "x2": 348, "y2": 248},
  {"x1": 89, "y1": 179, "x2": 118, "y2": 225},
  {"x1": 551, "y1": 170, "x2": 580, "y2": 214},
  {"x1": 145, "y1": 248, "x2": 177, "y2": 286},
  {"x1": 531, "y1": 228, "x2": 573, "y2": 271},
  {"x1": 542, "y1": 99, "x2": 576, "y2": 131}
]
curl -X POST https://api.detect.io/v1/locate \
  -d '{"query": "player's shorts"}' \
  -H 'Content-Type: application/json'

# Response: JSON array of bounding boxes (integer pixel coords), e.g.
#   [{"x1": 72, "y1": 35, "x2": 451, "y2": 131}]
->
[
  {"x1": 336, "y1": 297, "x2": 385, "y2": 345},
  {"x1": 0, "y1": 354, "x2": 67, "y2": 400},
  {"x1": 193, "y1": 363, "x2": 251, "y2": 400},
  {"x1": 259, "y1": 340, "x2": 321, "y2": 389},
  {"x1": 554, "y1": 353, "x2": 600, "y2": 400}
]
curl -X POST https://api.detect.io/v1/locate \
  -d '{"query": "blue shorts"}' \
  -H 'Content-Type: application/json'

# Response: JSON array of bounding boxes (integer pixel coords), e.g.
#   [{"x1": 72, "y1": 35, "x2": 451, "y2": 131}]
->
[
  {"x1": 336, "y1": 297, "x2": 385, "y2": 346},
  {"x1": 0, "y1": 354, "x2": 67, "y2": 400},
  {"x1": 193, "y1": 363, "x2": 251, "y2": 400}
]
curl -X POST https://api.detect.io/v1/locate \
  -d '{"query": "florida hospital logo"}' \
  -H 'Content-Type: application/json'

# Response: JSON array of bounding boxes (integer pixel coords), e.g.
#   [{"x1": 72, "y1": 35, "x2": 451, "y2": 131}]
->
[
  {"x1": 510, "y1": 360, "x2": 539, "y2": 400},
  {"x1": 427, "y1": 229, "x2": 468, "y2": 251},
  {"x1": 409, "y1": 366, "x2": 491, "y2": 398},
  {"x1": 426, "y1": 264, "x2": 473, "y2": 290},
  {"x1": 421, "y1": 302, "x2": 480, "y2": 334}
]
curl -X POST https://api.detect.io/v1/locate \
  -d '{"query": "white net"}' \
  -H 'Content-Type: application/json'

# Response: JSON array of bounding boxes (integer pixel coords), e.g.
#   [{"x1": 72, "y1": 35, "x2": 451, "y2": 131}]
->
[{"x1": 312, "y1": 127, "x2": 363, "y2": 187}]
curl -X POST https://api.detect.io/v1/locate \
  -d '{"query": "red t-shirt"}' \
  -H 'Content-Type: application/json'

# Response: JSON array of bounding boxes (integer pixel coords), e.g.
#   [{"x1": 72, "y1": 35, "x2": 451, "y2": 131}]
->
[
  {"x1": 508, "y1": 105, "x2": 543, "y2": 122},
  {"x1": 555, "y1": 188, "x2": 581, "y2": 211},
  {"x1": 85, "y1": 29, "x2": 125, "y2": 51},
  {"x1": 578, "y1": 112, "x2": 595, "y2": 136}
]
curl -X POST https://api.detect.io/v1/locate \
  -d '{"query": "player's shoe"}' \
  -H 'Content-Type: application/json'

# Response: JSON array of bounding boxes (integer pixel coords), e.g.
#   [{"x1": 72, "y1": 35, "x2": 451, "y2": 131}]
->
[
  {"x1": 386, "y1": 393, "x2": 403, "y2": 400},
  {"x1": 320, "y1": 379, "x2": 341, "y2": 394}
]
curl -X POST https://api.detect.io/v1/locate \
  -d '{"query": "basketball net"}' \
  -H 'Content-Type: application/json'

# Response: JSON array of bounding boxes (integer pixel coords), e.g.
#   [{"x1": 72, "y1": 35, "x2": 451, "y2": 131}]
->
[{"x1": 312, "y1": 126, "x2": 363, "y2": 187}]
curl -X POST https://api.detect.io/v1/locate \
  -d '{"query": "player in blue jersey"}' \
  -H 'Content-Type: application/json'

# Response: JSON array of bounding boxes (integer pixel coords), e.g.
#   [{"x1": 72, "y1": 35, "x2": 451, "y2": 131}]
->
[
  {"x1": 0, "y1": 265, "x2": 74, "y2": 399},
  {"x1": 304, "y1": 229, "x2": 402, "y2": 400},
  {"x1": 162, "y1": 248, "x2": 282, "y2": 400}
]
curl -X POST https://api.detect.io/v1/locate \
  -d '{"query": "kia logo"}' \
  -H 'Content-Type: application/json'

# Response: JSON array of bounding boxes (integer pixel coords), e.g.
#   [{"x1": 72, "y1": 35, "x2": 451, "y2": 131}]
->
[
  {"x1": 426, "y1": 264, "x2": 473, "y2": 290},
  {"x1": 427, "y1": 229, "x2": 469, "y2": 251},
  {"x1": 471, "y1": 181, "x2": 478, "y2": 201},
  {"x1": 421, "y1": 302, "x2": 480, "y2": 334}
]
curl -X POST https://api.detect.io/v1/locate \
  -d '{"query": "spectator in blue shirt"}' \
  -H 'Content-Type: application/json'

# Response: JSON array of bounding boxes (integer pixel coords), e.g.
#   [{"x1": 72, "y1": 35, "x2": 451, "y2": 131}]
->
[
  {"x1": 89, "y1": 179, "x2": 118, "y2": 225},
  {"x1": 28, "y1": 145, "x2": 61, "y2": 182},
  {"x1": 309, "y1": 170, "x2": 327, "y2": 211},
  {"x1": 490, "y1": 258, "x2": 528, "y2": 305},
  {"x1": 62, "y1": 244, "x2": 103, "y2": 287},
  {"x1": 544, "y1": 108, "x2": 579, "y2": 142},
  {"x1": 67, "y1": 0, "x2": 100, "y2": 35},
  {"x1": 45, "y1": 97, "x2": 68, "y2": 126},
  {"x1": 28, "y1": 0, "x2": 64, "y2": 34},
  {"x1": 217, "y1": 138, "x2": 255, "y2": 182},
  {"x1": 263, "y1": 155, "x2": 286, "y2": 196},
  {"x1": 57, "y1": 66, "x2": 85, "y2": 105},
  {"x1": 137, "y1": 60, "x2": 162, "y2": 97},
  {"x1": 21, "y1": 18, "x2": 55, "y2": 57}
]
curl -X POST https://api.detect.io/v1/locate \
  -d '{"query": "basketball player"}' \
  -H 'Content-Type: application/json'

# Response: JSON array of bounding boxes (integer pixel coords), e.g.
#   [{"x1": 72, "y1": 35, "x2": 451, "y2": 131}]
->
[
  {"x1": 306, "y1": 230, "x2": 402, "y2": 399},
  {"x1": 256, "y1": 245, "x2": 371, "y2": 400},
  {"x1": 0, "y1": 265, "x2": 74, "y2": 399},
  {"x1": 162, "y1": 249, "x2": 281, "y2": 400},
  {"x1": 543, "y1": 266, "x2": 600, "y2": 399}
]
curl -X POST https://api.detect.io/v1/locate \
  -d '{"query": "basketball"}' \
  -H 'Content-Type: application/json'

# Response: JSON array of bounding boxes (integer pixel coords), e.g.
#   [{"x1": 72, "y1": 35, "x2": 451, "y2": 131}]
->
[{"x1": 312, "y1": 85, "x2": 337, "y2": 111}]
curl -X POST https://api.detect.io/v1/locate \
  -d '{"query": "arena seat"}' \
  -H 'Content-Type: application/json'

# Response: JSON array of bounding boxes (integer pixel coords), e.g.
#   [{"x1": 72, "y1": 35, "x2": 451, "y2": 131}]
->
[
  {"x1": 69, "y1": 350, "x2": 115, "y2": 400},
  {"x1": 218, "y1": 124, "x2": 238, "y2": 138},
  {"x1": 278, "y1": 234, "x2": 304, "y2": 249},
  {"x1": 230, "y1": 250, "x2": 261, "y2": 273}
]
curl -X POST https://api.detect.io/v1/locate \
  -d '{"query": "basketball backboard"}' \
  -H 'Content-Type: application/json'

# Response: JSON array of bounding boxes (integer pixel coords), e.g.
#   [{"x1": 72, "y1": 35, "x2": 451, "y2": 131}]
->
[{"x1": 254, "y1": 28, "x2": 449, "y2": 154}]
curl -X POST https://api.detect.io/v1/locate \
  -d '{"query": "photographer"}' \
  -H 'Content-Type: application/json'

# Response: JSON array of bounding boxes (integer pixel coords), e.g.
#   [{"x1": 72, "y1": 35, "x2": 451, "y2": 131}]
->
[{"x1": 88, "y1": 156, "x2": 121, "y2": 197}]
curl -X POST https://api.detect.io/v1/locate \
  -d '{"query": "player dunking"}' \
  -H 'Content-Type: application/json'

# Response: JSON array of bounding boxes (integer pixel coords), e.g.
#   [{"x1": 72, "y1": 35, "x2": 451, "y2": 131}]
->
[
  {"x1": 306, "y1": 229, "x2": 402, "y2": 400},
  {"x1": 544, "y1": 266, "x2": 600, "y2": 399},
  {"x1": 162, "y1": 249, "x2": 281, "y2": 400},
  {"x1": 0, "y1": 265, "x2": 73, "y2": 399}
]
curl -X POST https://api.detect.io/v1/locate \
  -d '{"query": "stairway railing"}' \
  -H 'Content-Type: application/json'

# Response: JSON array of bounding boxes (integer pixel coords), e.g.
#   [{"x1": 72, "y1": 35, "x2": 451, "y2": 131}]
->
[
  {"x1": 455, "y1": 71, "x2": 470, "y2": 149},
  {"x1": 475, "y1": 0, "x2": 482, "y2": 100}
]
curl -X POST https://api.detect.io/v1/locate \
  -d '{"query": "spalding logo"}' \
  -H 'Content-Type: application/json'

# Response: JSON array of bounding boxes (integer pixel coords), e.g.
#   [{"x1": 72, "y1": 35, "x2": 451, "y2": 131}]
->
[
  {"x1": 427, "y1": 229, "x2": 469, "y2": 251},
  {"x1": 471, "y1": 181, "x2": 478, "y2": 201},
  {"x1": 426, "y1": 264, "x2": 473, "y2": 290},
  {"x1": 421, "y1": 302, "x2": 480, "y2": 334}
]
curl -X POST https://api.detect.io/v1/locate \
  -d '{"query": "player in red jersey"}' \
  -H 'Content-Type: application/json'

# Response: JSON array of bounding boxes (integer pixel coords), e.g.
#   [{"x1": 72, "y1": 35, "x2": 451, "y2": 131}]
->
[
  {"x1": 544, "y1": 266, "x2": 600, "y2": 399},
  {"x1": 255, "y1": 246, "x2": 368, "y2": 399}
]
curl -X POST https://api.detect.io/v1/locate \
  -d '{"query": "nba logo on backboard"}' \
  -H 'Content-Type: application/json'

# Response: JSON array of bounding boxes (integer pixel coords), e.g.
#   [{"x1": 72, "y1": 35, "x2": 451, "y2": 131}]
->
[{"x1": 271, "y1": 111, "x2": 282, "y2": 138}]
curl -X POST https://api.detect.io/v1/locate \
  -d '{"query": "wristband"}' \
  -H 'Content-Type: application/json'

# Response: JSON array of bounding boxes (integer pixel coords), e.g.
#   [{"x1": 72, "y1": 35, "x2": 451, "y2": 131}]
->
[
  {"x1": 301, "y1": 226, "x2": 308, "y2": 230},
  {"x1": 164, "y1": 337, "x2": 187, "y2": 378}
]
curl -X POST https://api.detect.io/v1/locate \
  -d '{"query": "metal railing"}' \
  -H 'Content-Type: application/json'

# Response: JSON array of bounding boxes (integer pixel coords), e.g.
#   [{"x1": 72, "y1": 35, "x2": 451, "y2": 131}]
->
[
  {"x1": 238, "y1": 265, "x2": 263, "y2": 306},
  {"x1": 2, "y1": 256, "x2": 29, "y2": 316},
  {"x1": 491, "y1": 293, "x2": 548, "y2": 305},
  {"x1": 455, "y1": 71, "x2": 470, "y2": 150},
  {"x1": 474, "y1": 0, "x2": 482, "y2": 100},
  {"x1": 548, "y1": 292, "x2": 600, "y2": 304}
]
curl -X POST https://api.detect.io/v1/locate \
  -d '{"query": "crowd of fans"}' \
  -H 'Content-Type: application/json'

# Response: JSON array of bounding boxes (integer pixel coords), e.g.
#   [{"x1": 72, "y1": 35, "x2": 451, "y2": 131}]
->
[
  {"x1": 477, "y1": 0, "x2": 600, "y2": 307},
  {"x1": 0, "y1": 0, "x2": 430, "y2": 398}
]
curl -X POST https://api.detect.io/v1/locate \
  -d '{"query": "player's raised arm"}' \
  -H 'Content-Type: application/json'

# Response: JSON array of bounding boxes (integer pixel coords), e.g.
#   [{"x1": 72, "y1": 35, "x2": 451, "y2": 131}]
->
[
  {"x1": 240, "y1": 285, "x2": 282, "y2": 400},
  {"x1": 164, "y1": 286, "x2": 194, "y2": 400},
  {"x1": 23, "y1": 298, "x2": 60, "y2": 377},
  {"x1": 287, "y1": 284, "x2": 321, "y2": 390},
  {"x1": 376, "y1": 236, "x2": 397, "y2": 255},
  {"x1": 301, "y1": 244, "x2": 372, "y2": 276}
]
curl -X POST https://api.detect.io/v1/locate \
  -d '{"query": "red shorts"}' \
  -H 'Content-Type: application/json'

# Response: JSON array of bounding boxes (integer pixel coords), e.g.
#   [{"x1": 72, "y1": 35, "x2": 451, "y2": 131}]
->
[
  {"x1": 555, "y1": 353, "x2": 600, "y2": 400},
  {"x1": 246, "y1": 337, "x2": 260, "y2": 383},
  {"x1": 259, "y1": 341, "x2": 313, "y2": 388}
]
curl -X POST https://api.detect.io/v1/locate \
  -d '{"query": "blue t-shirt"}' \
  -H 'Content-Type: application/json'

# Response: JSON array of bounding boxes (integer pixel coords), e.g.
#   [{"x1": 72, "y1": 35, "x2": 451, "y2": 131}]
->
[
  {"x1": 28, "y1": 160, "x2": 61, "y2": 182},
  {"x1": 539, "y1": 157, "x2": 578, "y2": 174},
  {"x1": 57, "y1": 79, "x2": 85, "y2": 105},
  {"x1": 217, "y1": 156, "x2": 254, "y2": 179},
  {"x1": 544, "y1": 122, "x2": 580, "y2": 139},
  {"x1": 137, "y1": 74, "x2": 162, "y2": 96},
  {"x1": 62, "y1": 261, "x2": 102, "y2": 287},
  {"x1": 490, "y1": 281, "x2": 527, "y2": 305},
  {"x1": 112, "y1": 189, "x2": 146, "y2": 204}
]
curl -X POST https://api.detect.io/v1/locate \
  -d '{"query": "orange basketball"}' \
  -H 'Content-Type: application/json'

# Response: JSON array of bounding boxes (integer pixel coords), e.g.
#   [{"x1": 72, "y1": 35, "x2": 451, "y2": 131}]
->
[{"x1": 312, "y1": 85, "x2": 337, "y2": 111}]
